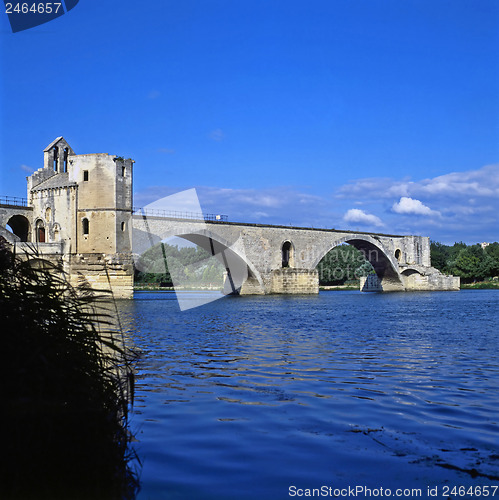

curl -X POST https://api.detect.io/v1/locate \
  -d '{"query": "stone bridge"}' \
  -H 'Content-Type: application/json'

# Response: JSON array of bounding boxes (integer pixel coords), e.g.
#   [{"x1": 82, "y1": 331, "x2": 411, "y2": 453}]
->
[
  {"x1": 132, "y1": 215, "x2": 459, "y2": 294},
  {"x1": 0, "y1": 137, "x2": 459, "y2": 298}
]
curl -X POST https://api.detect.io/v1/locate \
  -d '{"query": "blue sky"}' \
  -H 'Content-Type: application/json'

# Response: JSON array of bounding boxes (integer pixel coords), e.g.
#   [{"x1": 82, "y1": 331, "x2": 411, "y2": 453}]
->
[{"x1": 1, "y1": 0, "x2": 498, "y2": 244}]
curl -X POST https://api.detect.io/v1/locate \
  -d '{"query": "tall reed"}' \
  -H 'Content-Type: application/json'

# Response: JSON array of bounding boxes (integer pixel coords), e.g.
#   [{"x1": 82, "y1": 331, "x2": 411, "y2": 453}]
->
[{"x1": 0, "y1": 238, "x2": 139, "y2": 500}]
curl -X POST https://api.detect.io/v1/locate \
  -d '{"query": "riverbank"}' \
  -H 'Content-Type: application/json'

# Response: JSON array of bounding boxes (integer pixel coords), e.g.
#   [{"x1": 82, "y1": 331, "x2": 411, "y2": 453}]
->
[
  {"x1": 134, "y1": 284, "x2": 222, "y2": 291},
  {"x1": 135, "y1": 282, "x2": 499, "y2": 292},
  {"x1": 461, "y1": 281, "x2": 499, "y2": 289}
]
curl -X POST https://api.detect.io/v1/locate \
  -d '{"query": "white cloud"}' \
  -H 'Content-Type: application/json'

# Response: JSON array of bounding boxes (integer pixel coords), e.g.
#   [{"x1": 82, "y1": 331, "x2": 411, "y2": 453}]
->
[
  {"x1": 20, "y1": 164, "x2": 34, "y2": 173},
  {"x1": 419, "y1": 165, "x2": 499, "y2": 197},
  {"x1": 208, "y1": 129, "x2": 225, "y2": 141},
  {"x1": 334, "y1": 164, "x2": 499, "y2": 241},
  {"x1": 343, "y1": 208, "x2": 384, "y2": 227},
  {"x1": 337, "y1": 178, "x2": 413, "y2": 199},
  {"x1": 392, "y1": 197, "x2": 439, "y2": 216},
  {"x1": 337, "y1": 164, "x2": 499, "y2": 201},
  {"x1": 147, "y1": 90, "x2": 161, "y2": 99}
]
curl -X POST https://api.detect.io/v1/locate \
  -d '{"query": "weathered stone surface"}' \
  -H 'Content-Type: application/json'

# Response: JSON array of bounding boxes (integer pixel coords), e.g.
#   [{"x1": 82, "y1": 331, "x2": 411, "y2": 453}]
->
[{"x1": 133, "y1": 217, "x2": 458, "y2": 293}]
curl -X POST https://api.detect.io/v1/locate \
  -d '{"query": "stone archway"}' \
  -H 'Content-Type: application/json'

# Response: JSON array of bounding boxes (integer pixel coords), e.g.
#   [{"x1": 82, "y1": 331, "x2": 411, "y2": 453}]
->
[
  {"x1": 6, "y1": 215, "x2": 30, "y2": 242},
  {"x1": 311, "y1": 234, "x2": 405, "y2": 291},
  {"x1": 132, "y1": 224, "x2": 265, "y2": 295}
]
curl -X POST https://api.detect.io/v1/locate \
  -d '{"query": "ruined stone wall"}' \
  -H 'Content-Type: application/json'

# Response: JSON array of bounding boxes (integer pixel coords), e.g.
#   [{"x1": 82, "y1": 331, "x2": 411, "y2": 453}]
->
[
  {"x1": 68, "y1": 253, "x2": 134, "y2": 299},
  {"x1": 402, "y1": 270, "x2": 460, "y2": 291}
]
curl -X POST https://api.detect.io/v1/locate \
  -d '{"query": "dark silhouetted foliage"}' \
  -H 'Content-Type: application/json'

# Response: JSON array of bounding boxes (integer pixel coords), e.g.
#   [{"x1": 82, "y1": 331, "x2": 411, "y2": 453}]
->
[{"x1": 0, "y1": 238, "x2": 139, "y2": 500}]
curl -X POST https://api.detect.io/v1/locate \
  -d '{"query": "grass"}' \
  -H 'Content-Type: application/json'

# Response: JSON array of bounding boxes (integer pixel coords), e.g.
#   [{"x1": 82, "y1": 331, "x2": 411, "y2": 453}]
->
[
  {"x1": 0, "y1": 238, "x2": 139, "y2": 500},
  {"x1": 461, "y1": 281, "x2": 499, "y2": 289}
]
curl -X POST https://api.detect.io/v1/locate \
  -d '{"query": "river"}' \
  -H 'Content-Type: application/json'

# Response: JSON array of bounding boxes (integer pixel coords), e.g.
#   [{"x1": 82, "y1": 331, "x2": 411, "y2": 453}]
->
[{"x1": 116, "y1": 290, "x2": 499, "y2": 499}]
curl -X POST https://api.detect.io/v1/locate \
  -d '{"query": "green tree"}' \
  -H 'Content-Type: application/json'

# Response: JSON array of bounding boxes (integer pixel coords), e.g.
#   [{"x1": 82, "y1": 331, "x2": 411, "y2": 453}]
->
[
  {"x1": 317, "y1": 244, "x2": 374, "y2": 285},
  {"x1": 430, "y1": 240, "x2": 450, "y2": 273},
  {"x1": 452, "y1": 245, "x2": 487, "y2": 282},
  {"x1": 485, "y1": 243, "x2": 499, "y2": 277}
]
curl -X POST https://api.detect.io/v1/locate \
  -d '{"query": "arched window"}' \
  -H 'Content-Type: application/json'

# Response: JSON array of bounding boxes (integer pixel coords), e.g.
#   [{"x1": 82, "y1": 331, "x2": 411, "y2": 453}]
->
[
  {"x1": 45, "y1": 207, "x2": 52, "y2": 223},
  {"x1": 121, "y1": 221, "x2": 126, "y2": 231},
  {"x1": 53, "y1": 146, "x2": 59, "y2": 172},
  {"x1": 63, "y1": 148, "x2": 69, "y2": 172},
  {"x1": 82, "y1": 218, "x2": 89, "y2": 235},
  {"x1": 395, "y1": 249, "x2": 401, "y2": 262},
  {"x1": 282, "y1": 241, "x2": 293, "y2": 268}
]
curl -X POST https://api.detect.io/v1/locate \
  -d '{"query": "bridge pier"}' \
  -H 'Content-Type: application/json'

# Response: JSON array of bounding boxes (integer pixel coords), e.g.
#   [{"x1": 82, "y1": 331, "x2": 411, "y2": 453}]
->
[
  {"x1": 267, "y1": 268, "x2": 319, "y2": 294},
  {"x1": 401, "y1": 267, "x2": 460, "y2": 291}
]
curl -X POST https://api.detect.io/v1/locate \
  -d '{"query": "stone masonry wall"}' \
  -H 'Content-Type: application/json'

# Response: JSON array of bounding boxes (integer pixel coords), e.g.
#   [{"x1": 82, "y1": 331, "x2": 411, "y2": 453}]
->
[
  {"x1": 69, "y1": 253, "x2": 134, "y2": 299},
  {"x1": 403, "y1": 271, "x2": 460, "y2": 291},
  {"x1": 270, "y1": 268, "x2": 319, "y2": 294}
]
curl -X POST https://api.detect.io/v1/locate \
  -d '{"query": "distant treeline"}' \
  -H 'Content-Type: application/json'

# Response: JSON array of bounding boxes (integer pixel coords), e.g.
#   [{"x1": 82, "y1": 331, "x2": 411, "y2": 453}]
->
[{"x1": 431, "y1": 241, "x2": 499, "y2": 283}]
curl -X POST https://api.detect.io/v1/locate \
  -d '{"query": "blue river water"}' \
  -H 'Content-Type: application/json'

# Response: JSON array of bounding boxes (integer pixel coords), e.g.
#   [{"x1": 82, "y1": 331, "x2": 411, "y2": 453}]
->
[{"x1": 116, "y1": 290, "x2": 499, "y2": 500}]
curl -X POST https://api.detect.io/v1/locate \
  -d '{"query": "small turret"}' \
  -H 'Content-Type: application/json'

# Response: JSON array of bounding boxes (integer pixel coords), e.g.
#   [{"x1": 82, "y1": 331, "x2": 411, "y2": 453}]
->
[{"x1": 43, "y1": 137, "x2": 75, "y2": 173}]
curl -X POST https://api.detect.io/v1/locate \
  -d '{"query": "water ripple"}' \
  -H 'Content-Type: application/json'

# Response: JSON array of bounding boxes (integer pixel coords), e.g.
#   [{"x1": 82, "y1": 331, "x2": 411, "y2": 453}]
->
[{"x1": 117, "y1": 290, "x2": 499, "y2": 499}]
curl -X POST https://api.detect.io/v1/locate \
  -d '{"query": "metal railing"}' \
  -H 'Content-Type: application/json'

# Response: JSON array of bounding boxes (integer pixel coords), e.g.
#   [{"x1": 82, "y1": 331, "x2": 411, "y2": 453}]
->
[
  {"x1": 0, "y1": 196, "x2": 29, "y2": 207},
  {"x1": 133, "y1": 207, "x2": 228, "y2": 222}
]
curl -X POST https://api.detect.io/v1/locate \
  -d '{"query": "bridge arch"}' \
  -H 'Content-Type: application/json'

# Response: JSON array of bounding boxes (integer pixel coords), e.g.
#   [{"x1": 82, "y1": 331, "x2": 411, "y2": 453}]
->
[
  {"x1": 133, "y1": 223, "x2": 265, "y2": 294},
  {"x1": 6, "y1": 215, "x2": 30, "y2": 242},
  {"x1": 401, "y1": 267, "x2": 424, "y2": 277},
  {"x1": 311, "y1": 234, "x2": 405, "y2": 291}
]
